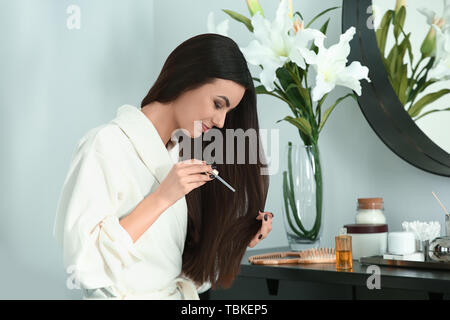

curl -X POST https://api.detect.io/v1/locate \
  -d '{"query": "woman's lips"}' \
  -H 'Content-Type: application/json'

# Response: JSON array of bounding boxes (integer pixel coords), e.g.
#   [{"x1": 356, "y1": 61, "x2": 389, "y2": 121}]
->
[{"x1": 202, "y1": 123, "x2": 210, "y2": 132}]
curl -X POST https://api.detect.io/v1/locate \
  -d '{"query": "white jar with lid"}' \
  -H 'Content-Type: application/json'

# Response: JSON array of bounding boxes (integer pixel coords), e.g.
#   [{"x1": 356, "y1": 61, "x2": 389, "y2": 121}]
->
[
  {"x1": 344, "y1": 224, "x2": 388, "y2": 260},
  {"x1": 388, "y1": 231, "x2": 416, "y2": 255},
  {"x1": 356, "y1": 197, "x2": 386, "y2": 224}
]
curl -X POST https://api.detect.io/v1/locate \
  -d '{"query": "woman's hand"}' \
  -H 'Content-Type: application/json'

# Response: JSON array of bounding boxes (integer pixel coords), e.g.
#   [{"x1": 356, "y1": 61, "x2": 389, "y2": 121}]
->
[
  {"x1": 155, "y1": 159, "x2": 214, "y2": 206},
  {"x1": 248, "y1": 210, "x2": 274, "y2": 248},
  {"x1": 120, "y1": 159, "x2": 214, "y2": 243}
]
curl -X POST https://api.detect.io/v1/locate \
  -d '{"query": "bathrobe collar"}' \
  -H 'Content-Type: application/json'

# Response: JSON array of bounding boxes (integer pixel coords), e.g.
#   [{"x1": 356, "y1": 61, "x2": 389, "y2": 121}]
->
[{"x1": 111, "y1": 104, "x2": 179, "y2": 185}]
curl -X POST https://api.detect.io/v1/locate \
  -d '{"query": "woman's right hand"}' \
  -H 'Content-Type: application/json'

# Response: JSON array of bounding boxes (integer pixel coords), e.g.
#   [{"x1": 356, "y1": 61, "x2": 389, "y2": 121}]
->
[{"x1": 155, "y1": 159, "x2": 215, "y2": 206}]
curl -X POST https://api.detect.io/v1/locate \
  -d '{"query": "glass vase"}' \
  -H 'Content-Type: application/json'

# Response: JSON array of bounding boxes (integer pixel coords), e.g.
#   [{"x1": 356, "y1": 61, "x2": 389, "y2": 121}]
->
[{"x1": 281, "y1": 141, "x2": 324, "y2": 251}]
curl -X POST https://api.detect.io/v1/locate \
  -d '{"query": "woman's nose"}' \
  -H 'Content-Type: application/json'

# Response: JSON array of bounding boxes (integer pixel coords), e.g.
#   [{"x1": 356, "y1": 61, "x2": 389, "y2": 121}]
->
[{"x1": 212, "y1": 113, "x2": 226, "y2": 129}]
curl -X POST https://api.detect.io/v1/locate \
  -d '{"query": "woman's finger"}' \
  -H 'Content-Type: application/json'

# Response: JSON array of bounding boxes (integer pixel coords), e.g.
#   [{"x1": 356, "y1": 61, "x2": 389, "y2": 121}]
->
[
  {"x1": 256, "y1": 213, "x2": 272, "y2": 221},
  {"x1": 186, "y1": 180, "x2": 208, "y2": 191},
  {"x1": 249, "y1": 228, "x2": 269, "y2": 247},
  {"x1": 255, "y1": 230, "x2": 265, "y2": 241},
  {"x1": 249, "y1": 211, "x2": 274, "y2": 247},
  {"x1": 185, "y1": 173, "x2": 214, "y2": 183},
  {"x1": 258, "y1": 210, "x2": 274, "y2": 218},
  {"x1": 250, "y1": 232, "x2": 263, "y2": 245},
  {"x1": 179, "y1": 159, "x2": 205, "y2": 165},
  {"x1": 182, "y1": 164, "x2": 214, "y2": 175},
  {"x1": 256, "y1": 216, "x2": 272, "y2": 236}
]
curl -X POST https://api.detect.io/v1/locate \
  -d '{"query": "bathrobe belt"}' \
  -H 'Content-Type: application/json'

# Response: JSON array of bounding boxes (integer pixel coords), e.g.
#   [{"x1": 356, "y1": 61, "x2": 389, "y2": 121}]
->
[{"x1": 82, "y1": 276, "x2": 200, "y2": 300}]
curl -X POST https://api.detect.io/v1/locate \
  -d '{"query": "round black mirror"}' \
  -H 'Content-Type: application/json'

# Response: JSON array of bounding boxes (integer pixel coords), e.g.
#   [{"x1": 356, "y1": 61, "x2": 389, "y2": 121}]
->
[{"x1": 342, "y1": 0, "x2": 450, "y2": 177}]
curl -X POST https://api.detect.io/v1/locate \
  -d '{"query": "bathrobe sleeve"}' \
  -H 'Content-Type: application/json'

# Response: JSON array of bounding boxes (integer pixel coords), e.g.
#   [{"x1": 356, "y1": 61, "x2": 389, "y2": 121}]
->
[{"x1": 54, "y1": 131, "x2": 143, "y2": 293}]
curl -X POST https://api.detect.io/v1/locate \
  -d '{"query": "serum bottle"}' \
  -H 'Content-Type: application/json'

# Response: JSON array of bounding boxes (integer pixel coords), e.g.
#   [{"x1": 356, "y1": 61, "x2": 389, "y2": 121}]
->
[{"x1": 335, "y1": 228, "x2": 353, "y2": 270}]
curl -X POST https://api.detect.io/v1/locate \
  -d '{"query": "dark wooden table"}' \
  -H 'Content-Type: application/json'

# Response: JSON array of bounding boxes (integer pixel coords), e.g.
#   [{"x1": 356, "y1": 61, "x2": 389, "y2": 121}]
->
[{"x1": 201, "y1": 246, "x2": 450, "y2": 300}]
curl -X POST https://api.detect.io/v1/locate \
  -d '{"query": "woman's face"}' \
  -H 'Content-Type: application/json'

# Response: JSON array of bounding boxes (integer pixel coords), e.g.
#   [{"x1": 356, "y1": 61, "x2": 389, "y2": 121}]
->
[{"x1": 173, "y1": 78, "x2": 246, "y2": 138}]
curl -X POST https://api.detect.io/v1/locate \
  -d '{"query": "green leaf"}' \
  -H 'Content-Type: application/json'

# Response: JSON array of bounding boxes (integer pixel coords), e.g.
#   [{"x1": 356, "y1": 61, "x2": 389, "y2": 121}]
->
[
  {"x1": 255, "y1": 85, "x2": 268, "y2": 94},
  {"x1": 319, "y1": 93, "x2": 357, "y2": 132},
  {"x1": 396, "y1": 32, "x2": 413, "y2": 71},
  {"x1": 276, "y1": 67, "x2": 307, "y2": 110},
  {"x1": 409, "y1": 89, "x2": 450, "y2": 117},
  {"x1": 388, "y1": 36, "x2": 410, "y2": 101},
  {"x1": 305, "y1": 6, "x2": 340, "y2": 29},
  {"x1": 376, "y1": 10, "x2": 394, "y2": 57},
  {"x1": 252, "y1": 77, "x2": 261, "y2": 83},
  {"x1": 319, "y1": 18, "x2": 330, "y2": 34},
  {"x1": 407, "y1": 78, "x2": 436, "y2": 106},
  {"x1": 293, "y1": 11, "x2": 304, "y2": 21},
  {"x1": 222, "y1": 9, "x2": 253, "y2": 32},
  {"x1": 393, "y1": 6, "x2": 406, "y2": 39},
  {"x1": 298, "y1": 87, "x2": 311, "y2": 109},
  {"x1": 311, "y1": 18, "x2": 330, "y2": 54},
  {"x1": 399, "y1": 28, "x2": 414, "y2": 66},
  {"x1": 277, "y1": 116, "x2": 312, "y2": 138},
  {"x1": 387, "y1": 44, "x2": 399, "y2": 78},
  {"x1": 397, "y1": 64, "x2": 408, "y2": 104},
  {"x1": 281, "y1": 64, "x2": 311, "y2": 109},
  {"x1": 286, "y1": 143, "x2": 305, "y2": 233},
  {"x1": 285, "y1": 83, "x2": 298, "y2": 94},
  {"x1": 282, "y1": 171, "x2": 305, "y2": 237},
  {"x1": 385, "y1": 34, "x2": 409, "y2": 89},
  {"x1": 276, "y1": 67, "x2": 293, "y2": 90},
  {"x1": 407, "y1": 58, "x2": 436, "y2": 104},
  {"x1": 413, "y1": 107, "x2": 450, "y2": 121},
  {"x1": 396, "y1": 42, "x2": 406, "y2": 71}
]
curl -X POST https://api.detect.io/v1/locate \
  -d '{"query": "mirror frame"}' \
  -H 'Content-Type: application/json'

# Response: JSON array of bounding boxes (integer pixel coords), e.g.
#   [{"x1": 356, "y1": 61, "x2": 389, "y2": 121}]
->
[{"x1": 342, "y1": 0, "x2": 450, "y2": 177}]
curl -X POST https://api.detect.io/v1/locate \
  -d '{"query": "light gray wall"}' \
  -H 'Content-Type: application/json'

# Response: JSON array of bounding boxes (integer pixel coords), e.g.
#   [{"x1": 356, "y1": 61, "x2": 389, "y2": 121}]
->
[
  {"x1": 0, "y1": 0, "x2": 448, "y2": 299},
  {"x1": 0, "y1": 0, "x2": 156, "y2": 299}
]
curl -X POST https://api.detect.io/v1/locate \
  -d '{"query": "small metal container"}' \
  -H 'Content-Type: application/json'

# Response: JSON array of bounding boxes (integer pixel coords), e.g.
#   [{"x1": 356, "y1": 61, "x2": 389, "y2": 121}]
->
[
  {"x1": 416, "y1": 239, "x2": 429, "y2": 252},
  {"x1": 423, "y1": 240, "x2": 430, "y2": 261},
  {"x1": 428, "y1": 236, "x2": 450, "y2": 262},
  {"x1": 446, "y1": 215, "x2": 450, "y2": 237}
]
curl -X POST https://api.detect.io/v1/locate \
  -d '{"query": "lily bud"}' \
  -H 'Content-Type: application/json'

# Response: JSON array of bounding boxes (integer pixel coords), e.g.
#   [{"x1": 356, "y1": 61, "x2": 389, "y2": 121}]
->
[
  {"x1": 420, "y1": 17, "x2": 444, "y2": 57},
  {"x1": 246, "y1": 0, "x2": 264, "y2": 17},
  {"x1": 420, "y1": 25, "x2": 436, "y2": 57},
  {"x1": 395, "y1": 0, "x2": 406, "y2": 12},
  {"x1": 435, "y1": 17, "x2": 444, "y2": 29}
]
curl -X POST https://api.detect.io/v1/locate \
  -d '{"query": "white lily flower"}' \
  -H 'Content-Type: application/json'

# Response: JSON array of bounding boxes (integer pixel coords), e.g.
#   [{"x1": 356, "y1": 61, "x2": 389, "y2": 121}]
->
[
  {"x1": 299, "y1": 26, "x2": 371, "y2": 101},
  {"x1": 429, "y1": 25, "x2": 450, "y2": 79},
  {"x1": 207, "y1": 11, "x2": 229, "y2": 36},
  {"x1": 239, "y1": 0, "x2": 325, "y2": 92},
  {"x1": 418, "y1": 0, "x2": 450, "y2": 31}
]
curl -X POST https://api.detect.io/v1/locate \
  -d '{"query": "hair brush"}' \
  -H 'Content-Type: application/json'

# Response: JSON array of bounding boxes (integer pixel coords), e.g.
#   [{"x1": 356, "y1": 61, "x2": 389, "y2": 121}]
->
[{"x1": 248, "y1": 248, "x2": 336, "y2": 265}]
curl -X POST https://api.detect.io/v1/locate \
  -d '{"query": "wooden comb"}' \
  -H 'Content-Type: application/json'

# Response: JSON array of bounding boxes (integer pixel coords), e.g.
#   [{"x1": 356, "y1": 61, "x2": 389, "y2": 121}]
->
[{"x1": 248, "y1": 248, "x2": 336, "y2": 265}]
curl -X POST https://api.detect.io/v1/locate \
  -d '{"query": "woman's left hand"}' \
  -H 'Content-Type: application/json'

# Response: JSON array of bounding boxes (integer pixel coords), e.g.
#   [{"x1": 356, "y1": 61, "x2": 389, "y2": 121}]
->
[{"x1": 248, "y1": 210, "x2": 274, "y2": 248}]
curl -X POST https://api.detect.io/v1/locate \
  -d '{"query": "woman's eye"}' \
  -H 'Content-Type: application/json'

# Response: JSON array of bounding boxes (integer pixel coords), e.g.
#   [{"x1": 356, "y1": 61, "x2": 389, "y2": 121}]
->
[{"x1": 214, "y1": 101, "x2": 223, "y2": 110}]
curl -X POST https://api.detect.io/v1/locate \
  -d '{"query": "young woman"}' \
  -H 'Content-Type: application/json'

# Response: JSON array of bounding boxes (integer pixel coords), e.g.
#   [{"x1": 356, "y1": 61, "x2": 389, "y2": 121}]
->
[{"x1": 53, "y1": 33, "x2": 273, "y2": 300}]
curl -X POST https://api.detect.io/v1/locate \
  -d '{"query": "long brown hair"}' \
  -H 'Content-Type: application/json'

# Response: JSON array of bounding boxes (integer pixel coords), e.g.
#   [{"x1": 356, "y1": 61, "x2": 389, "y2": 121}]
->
[{"x1": 141, "y1": 33, "x2": 269, "y2": 290}]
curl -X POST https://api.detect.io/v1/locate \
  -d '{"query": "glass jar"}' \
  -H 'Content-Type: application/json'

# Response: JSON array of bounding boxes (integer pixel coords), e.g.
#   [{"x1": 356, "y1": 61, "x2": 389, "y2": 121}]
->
[{"x1": 355, "y1": 198, "x2": 386, "y2": 224}]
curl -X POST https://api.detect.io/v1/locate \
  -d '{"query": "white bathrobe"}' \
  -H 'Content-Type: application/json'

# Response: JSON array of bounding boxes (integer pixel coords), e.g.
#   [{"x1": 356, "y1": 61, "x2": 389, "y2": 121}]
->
[{"x1": 53, "y1": 104, "x2": 211, "y2": 299}]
